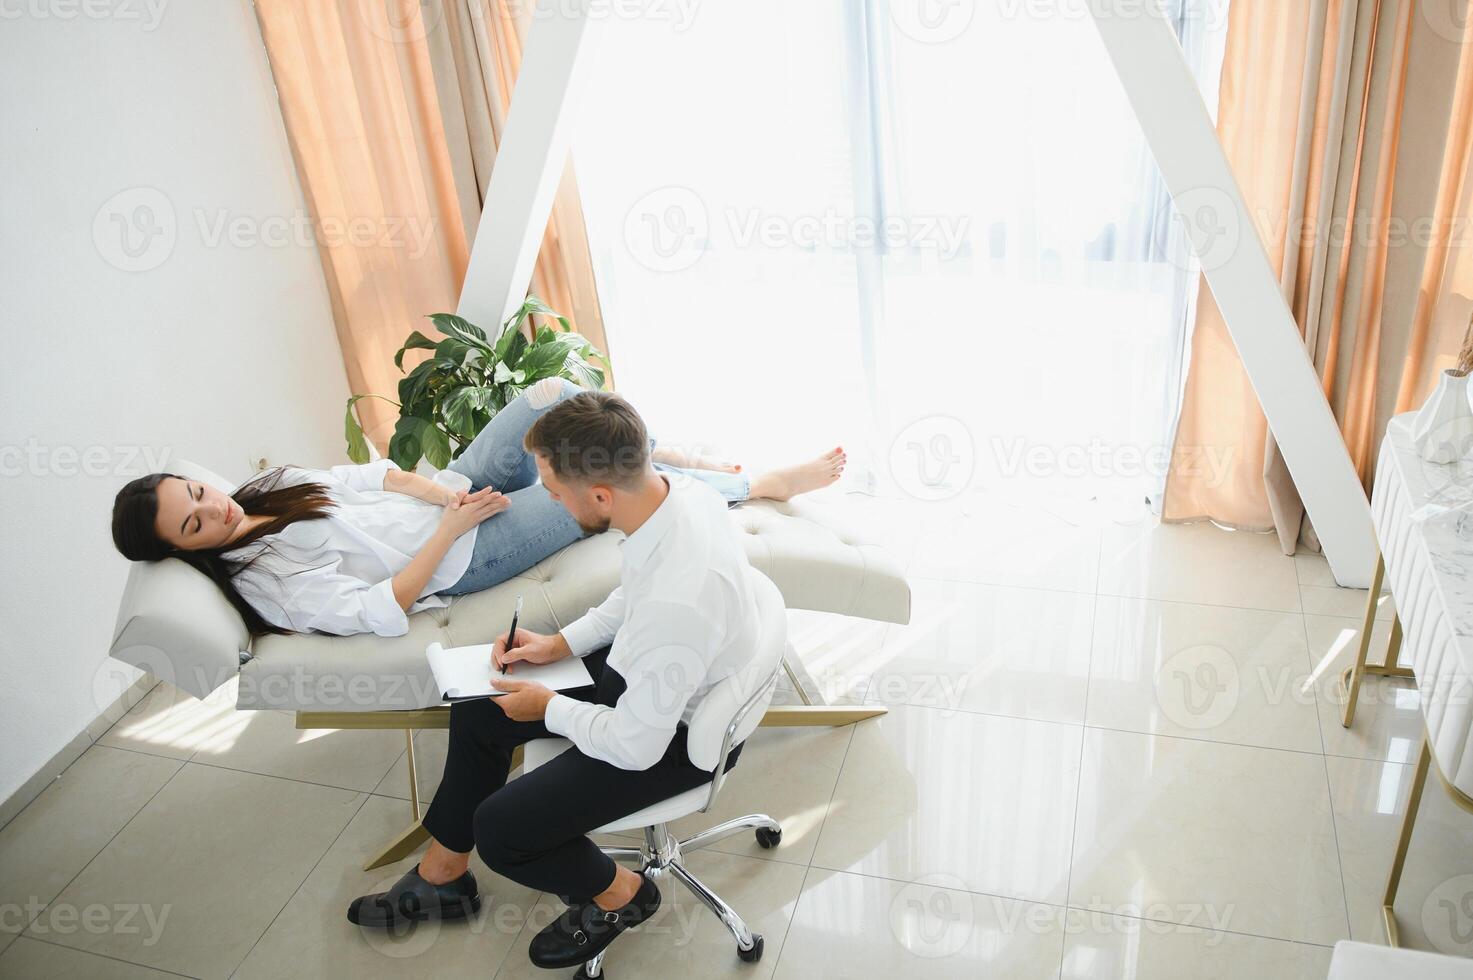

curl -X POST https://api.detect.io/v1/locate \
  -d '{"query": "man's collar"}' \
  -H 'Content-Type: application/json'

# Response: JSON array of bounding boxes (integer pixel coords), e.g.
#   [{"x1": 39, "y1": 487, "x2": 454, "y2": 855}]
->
[{"x1": 620, "y1": 476, "x2": 677, "y2": 569}]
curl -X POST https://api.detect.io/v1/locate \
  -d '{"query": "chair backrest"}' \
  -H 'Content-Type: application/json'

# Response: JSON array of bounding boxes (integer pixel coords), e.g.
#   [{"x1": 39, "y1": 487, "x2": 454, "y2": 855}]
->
[{"x1": 683, "y1": 567, "x2": 788, "y2": 772}]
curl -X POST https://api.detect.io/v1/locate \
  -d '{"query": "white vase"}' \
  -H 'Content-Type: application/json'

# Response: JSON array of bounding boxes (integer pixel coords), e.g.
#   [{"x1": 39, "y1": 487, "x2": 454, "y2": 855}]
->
[{"x1": 1408, "y1": 369, "x2": 1473, "y2": 463}]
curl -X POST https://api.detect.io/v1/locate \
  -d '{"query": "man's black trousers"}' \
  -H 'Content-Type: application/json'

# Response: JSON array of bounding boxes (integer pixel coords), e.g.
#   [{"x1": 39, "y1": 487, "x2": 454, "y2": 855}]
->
[{"x1": 421, "y1": 646, "x2": 742, "y2": 900}]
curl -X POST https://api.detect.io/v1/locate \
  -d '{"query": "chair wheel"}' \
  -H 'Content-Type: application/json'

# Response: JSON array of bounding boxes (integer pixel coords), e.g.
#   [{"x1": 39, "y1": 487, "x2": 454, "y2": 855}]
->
[
  {"x1": 574, "y1": 964, "x2": 604, "y2": 980},
  {"x1": 755, "y1": 827, "x2": 782, "y2": 849},
  {"x1": 737, "y1": 934, "x2": 764, "y2": 963}
]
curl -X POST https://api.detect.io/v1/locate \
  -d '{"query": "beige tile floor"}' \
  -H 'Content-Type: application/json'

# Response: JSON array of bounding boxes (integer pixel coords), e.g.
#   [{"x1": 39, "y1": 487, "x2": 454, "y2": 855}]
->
[{"x1": 3, "y1": 492, "x2": 1472, "y2": 978}]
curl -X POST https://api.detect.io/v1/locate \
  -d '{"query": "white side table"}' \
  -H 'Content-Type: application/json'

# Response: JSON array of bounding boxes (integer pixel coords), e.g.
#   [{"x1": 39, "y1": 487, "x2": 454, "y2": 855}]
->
[{"x1": 1341, "y1": 414, "x2": 1473, "y2": 946}]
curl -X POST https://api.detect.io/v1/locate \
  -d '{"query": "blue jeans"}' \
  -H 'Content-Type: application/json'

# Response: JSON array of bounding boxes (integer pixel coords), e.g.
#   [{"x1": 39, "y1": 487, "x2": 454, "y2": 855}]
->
[{"x1": 437, "y1": 380, "x2": 750, "y2": 596}]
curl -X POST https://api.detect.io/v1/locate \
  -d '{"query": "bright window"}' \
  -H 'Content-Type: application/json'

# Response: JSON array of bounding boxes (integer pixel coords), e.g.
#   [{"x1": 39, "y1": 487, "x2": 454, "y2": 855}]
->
[{"x1": 574, "y1": 1, "x2": 1230, "y2": 508}]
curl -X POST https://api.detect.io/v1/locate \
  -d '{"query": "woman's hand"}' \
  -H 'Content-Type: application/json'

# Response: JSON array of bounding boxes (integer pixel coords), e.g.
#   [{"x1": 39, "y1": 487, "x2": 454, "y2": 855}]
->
[
  {"x1": 436, "y1": 486, "x2": 508, "y2": 538},
  {"x1": 492, "y1": 628, "x2": 572, "y2": 673}
]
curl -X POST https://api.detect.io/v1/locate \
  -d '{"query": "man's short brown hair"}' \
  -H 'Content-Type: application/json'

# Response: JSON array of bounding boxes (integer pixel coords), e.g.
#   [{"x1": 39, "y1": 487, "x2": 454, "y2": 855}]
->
[{"x1": 524, "y1": 390, "x2": 650, "y2": 489}]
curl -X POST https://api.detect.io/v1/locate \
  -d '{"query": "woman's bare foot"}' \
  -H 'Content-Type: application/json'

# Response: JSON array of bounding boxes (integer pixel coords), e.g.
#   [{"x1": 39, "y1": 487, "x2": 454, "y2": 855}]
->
[{"x1": 748, "y1": 447, "x2": 846, "y2": 501}]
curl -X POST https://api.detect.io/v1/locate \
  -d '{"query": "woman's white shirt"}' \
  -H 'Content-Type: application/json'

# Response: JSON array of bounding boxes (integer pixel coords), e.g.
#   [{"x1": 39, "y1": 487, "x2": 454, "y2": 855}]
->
[{"x1": 226, "y1": 459, "x2": 476, "y2": 638}]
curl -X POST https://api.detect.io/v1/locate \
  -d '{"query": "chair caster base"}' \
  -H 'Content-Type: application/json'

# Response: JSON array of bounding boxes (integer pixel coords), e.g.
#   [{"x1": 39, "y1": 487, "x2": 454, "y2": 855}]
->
[
  {"x1": 755, "y1": 826, "x2": 781, "y2": 849},
  {"x1": 737, "y1": 934, "x2": 764, "y2": 963},
  {"x1": 574, "y1": 965, "x2": 601, "y2": 980}
]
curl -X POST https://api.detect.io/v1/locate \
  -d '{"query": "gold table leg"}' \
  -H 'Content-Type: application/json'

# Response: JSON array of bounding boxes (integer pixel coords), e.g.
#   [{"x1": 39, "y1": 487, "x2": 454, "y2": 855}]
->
[
  {"x1": 1340, "y1": 554, "x2": 1413, "y2": 728},
  {"x1": 1381, "y1": 736, "x2": 1433, "y2": 946}
]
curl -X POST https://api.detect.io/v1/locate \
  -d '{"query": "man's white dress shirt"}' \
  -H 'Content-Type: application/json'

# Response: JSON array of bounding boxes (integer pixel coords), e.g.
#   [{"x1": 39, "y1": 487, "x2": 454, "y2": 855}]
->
[
  {"x1": 545, "y1": 475, "x2": 759, "y2": 771},
  {"x1": 227, "y1": 460, "x2": 475, "y2": 637}
]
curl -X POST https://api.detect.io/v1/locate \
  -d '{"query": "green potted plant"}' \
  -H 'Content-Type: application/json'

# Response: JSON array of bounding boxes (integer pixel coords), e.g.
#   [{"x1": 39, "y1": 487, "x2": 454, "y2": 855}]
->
[{"x1": 344, "y1": 296, "x2": 606, "y2": 470}]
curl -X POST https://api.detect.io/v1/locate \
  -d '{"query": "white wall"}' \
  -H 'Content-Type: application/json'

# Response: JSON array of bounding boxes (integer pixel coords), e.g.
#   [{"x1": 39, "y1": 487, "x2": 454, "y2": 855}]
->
[{"x1": 0, "y1": 0, "x2": 350, "y2": 805}]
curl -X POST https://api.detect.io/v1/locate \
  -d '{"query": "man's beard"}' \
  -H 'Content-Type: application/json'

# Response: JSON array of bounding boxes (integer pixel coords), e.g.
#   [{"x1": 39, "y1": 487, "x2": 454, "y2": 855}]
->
[{"x1": 576, "y1": 516, "x2": 611, "y2": 534}]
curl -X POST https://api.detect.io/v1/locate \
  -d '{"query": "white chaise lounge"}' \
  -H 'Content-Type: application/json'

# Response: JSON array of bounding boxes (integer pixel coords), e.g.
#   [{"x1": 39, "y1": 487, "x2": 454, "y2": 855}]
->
[{"x1": 108, "y1": 460, "x2": 911, "y2": 867}]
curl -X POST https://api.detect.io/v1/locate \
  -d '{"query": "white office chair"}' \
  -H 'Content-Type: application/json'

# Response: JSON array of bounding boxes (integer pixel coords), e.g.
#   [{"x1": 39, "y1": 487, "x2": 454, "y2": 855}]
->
[{"x1": 520, "y1": 569, "x2": 789, "y2": 979}]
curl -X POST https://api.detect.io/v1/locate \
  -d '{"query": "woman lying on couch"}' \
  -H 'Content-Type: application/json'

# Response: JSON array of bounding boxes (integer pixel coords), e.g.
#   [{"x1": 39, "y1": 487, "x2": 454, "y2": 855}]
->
[{"x1": 110, "y1": 378, "x2": 845, "y2": 639}]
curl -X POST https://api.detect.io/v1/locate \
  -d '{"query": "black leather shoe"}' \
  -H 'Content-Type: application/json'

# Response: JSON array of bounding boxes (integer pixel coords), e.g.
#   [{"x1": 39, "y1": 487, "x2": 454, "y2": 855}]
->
[
  {"x1": 347, "y1": 867, "x2": 480, "y2": 929},
  {"x1": 528, "y1": 874, "x2": 660, "y2": 968}
]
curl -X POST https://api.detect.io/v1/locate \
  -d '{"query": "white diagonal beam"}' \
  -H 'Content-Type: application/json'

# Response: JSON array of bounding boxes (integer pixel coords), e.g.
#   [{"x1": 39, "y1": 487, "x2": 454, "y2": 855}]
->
[
  {"x1": 456, "y1": 0, "x2": 601, "y2": 329},
  {"x1": 1089, "y1": 2, "x2": 1377, "y2": 587}
]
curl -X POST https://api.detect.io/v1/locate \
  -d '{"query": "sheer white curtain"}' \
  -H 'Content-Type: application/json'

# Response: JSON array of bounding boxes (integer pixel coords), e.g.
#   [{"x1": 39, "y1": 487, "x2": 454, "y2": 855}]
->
[{"x1": 573, "y1": 0, "x2": 1229, "y2": 506}]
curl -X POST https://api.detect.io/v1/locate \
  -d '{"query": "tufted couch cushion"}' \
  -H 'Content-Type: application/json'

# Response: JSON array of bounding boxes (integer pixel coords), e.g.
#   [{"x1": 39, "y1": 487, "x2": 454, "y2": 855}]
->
[{"x1": 109, "y1": 460, "x2": 912, "y2": 712}]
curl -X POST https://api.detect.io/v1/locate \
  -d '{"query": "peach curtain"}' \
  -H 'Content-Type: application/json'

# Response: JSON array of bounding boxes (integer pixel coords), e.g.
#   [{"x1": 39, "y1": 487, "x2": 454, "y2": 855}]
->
[
  {"x1": 1163, "y1": 0, "x2": 1473, "y2": 553},
  {"x1": 254, "y1": 0, "x2": 606, "y2": 456}
]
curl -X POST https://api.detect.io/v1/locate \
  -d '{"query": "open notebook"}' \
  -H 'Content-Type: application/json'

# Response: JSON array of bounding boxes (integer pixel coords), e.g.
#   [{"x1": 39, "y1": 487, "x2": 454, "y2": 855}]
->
[{"x1": 425, "y1": 641, "x2": 593, "y2": 702}]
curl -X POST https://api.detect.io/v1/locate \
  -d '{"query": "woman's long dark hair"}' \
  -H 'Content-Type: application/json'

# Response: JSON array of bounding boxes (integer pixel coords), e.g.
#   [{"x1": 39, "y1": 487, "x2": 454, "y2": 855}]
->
[{"x1": 111, "y1": 466, "x2": 335, "y2": 637}]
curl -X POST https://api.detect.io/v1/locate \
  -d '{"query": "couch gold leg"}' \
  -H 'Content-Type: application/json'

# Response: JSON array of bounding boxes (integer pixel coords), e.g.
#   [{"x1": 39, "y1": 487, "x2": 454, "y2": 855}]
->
[
  {"x1": 364, "y1": 820, "x2": 432, "y2": 872},
  {"x1": 759, "y1": 705, "x2": 886, "y2": 727},
  {"x1": 360, "y1": 738, "x2": 525, "y2": 871}
]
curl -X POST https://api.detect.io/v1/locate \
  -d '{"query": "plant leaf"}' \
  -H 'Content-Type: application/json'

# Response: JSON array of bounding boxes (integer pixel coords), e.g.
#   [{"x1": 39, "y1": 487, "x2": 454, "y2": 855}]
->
[
  {"x1": 497, "y1": 328, "x2": 528, "y2": 369},
  {"x1": 428, "y1": 312, "x2": 489, "y2": 347},
  {"x1": 387, "y1": 415, "x2": 426, "y2": 470},
  {"x1": 394, "y1": 330, "x2": 438, "y2": 372},
  {"x1": 421, "y1": 424, "x2": 452, "y2": 469},
  {"x1": 397, "y1": 357, "x2": 441, "y2": 409},
  {"x1": 435, "y1": 337, "x2": 475, "y2": 367},
  {"x1": 441, "y1": 385, "x2": 483, "y2": 440},
  {"x1": 344, "y1": 395, "x2": 371, "y2": 463},
  {"x1": 562, "y1": 353, "x2": 605, "y2": 390},
  {"x1": 519, "y1": 340, "x2": 570, "y2": 379}
]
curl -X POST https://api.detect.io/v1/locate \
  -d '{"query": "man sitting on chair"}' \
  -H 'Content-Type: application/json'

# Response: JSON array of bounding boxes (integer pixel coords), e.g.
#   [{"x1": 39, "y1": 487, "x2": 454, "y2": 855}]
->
[{"x1": 346, "y1": 391, "x2": 760, "y2": 971}]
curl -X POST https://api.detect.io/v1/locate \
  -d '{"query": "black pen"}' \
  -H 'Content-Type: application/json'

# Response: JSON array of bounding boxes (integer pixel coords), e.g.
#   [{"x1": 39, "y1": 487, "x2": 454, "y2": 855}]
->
[{"x1": 501, "y1": 594, "x2": 522, "y2": 675}]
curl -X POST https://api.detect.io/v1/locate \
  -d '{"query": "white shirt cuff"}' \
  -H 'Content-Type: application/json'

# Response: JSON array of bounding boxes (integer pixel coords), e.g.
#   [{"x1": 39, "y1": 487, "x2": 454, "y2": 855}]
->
[
  {"x1": 433, "y1": 468, "x2": 472, "y2": 493},
  {"x1": 544, "y1": 693, "x2": 586, "y2": 738},
  {"x1": 559, "y1": 616, "x2": 608, "y2": 658},
  {"x1": 365, "y1": 578, "x2": 410, "y2": 637}
]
